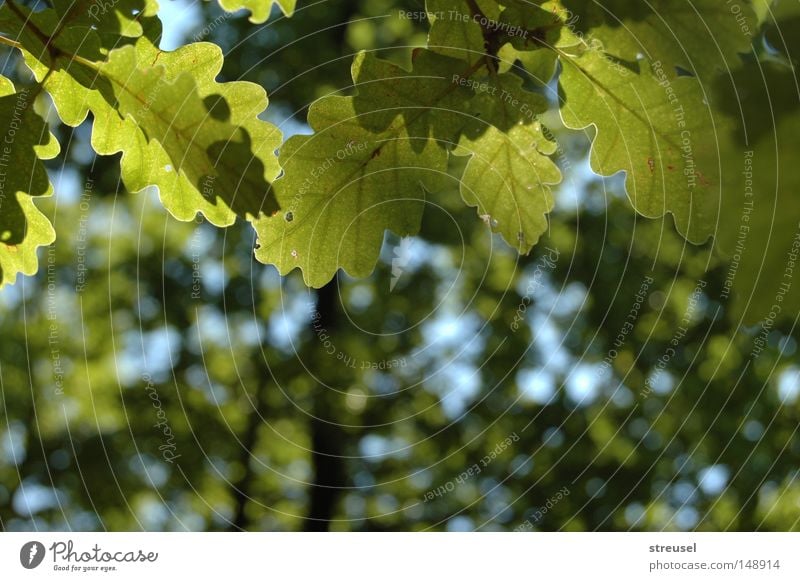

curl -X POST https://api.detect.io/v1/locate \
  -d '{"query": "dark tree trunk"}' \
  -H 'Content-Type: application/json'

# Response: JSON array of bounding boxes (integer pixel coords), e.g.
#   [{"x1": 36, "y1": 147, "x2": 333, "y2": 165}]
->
[
  {"x1": 304, "y1": 278, "x2": 347, "y2": 531},
  {"x1": 229, "y1": 377, "x2": 268, "y2": 530}
]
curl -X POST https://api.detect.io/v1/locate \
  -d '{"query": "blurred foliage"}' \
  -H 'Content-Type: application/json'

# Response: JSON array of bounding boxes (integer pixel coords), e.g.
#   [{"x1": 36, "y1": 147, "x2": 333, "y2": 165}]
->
[{"x1": 0, "y1": 0, "x2": 799, "y2": 532}]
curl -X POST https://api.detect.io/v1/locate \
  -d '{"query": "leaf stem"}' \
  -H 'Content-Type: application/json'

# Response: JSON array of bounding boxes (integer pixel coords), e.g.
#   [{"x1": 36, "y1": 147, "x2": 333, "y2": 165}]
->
[
  {"x1": 463, "y1": 0, "x2": 552, "y2": 70},
  {"x1": 0, "y1": 35, "x2": 22, "y2": 50}
]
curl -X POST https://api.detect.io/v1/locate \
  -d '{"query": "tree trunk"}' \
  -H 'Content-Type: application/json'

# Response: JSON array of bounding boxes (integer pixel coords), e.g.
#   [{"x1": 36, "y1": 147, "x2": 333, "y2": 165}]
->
[{"x1": 304, "y1": 278, "x2": 347, "y2": 531}]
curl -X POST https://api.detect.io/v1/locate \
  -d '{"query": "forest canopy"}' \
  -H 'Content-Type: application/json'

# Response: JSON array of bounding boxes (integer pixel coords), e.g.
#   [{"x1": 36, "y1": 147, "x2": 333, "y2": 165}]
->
[{"x1": 0, "y1": 0, "x2": 798, "y2": 532}]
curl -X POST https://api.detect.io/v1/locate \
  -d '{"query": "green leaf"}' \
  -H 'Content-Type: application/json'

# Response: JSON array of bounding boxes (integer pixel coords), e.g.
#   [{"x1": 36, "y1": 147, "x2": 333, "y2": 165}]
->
[
  {"x1": 456, "y1": 123, "x2": 559, "y2": 252},
  {"x1": 498, "y1": 0, "x2": 563, "y2": 52},
  {"x1": 0, "y1": 0, "x2": 159, "y2": 126},
  {"x1": 351, "y1": 50, "x2": 478, "y2": 144},
  {"x1": 497, "y1": 44, "x2": 559, "y2": 85},
  {"x1": 719, "y1": 113, "x2": 800, "y2": 324},
  {"x1": 561, "y1": 0, "x2": 756, "y2": 79},
  {"x1": 215, "y1": 0, "x2": 296, "y2": 22},
  {"x1": 0, "y1": 78, "x2": 60, "y2": 286},
  {"x1": 559, "y1": 49, "x2": 724, "y2": 244},
  {"x1": 253, "y1": 92, "x2": 448, "y2": 288},
  {"x1": 256, "y1": 50, "x2": 477, "y2": 287},
  {"x1": 48, "y1": 0, "x2": 163, "y2": 48},
  {"x1": 254, "y1": 47, "x2": 565, "y2": 285},
  {"x1": 714, "y1": 61, "x2": 800, "y2": 323},
  {"x1": 426, "y1": 0, "x2": 488, "y2": 65},
  {"x1": 0, "y1": 0, "x2": 161, "y2": 63},
  {"x1": 454, "y1": 74, "x2": 561, "y2": 251},
  {"x1": 2, "y1": 1, "x2": 280, "y2": 227},
  {"x1": 86, "y1": 39, "x2": 282, "y2": 225},
  {"x1": 494, "y1": 0, "x2": 562, "y2": 83}
]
